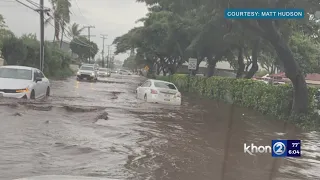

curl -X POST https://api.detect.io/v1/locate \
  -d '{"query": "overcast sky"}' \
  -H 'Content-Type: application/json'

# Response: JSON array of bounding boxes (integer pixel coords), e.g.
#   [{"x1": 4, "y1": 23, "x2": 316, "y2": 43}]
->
[{"x1": 0, "y1": 0, "x2": 148, "y2": 61}]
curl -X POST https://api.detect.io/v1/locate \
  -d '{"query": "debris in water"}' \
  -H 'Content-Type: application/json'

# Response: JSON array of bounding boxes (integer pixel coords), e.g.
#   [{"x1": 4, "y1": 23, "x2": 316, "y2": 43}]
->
[
  {"x1": 93, "y1": 111, "x2": 109, "y2": 123},
  {"x1": 0, "y1": 102, "x2": 19, "y2": 108},
  {"x1": 63, "y1": 105, "x2": 100, "y2": 112},
  {"x1": 13, "y1": 112, "x2": 22, "y2": 116},
  {"x1": 25, "y1": 104, "x2": 52, "y2": 111}
]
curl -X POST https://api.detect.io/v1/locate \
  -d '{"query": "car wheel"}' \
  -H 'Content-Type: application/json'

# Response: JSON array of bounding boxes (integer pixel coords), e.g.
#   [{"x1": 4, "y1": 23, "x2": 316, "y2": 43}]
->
[
  {"x1": 46, "y1": 87, "x2": 50, "y2": 96},
  {"x1": 144, "y1": 94, "x2": 147, "y2": 102},
  {"x1": 30, "y1": 90, "x2": 35, "y2": 99}
]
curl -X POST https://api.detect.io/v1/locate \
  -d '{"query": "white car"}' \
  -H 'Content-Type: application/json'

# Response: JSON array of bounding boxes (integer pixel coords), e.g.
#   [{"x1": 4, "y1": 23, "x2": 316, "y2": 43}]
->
[
  {"x1": 136, "y1": 79, "x2": 181, "y2": 105},
  {"x1": 77, "y1": 65, "x2": 98, "y2": 81},
  {"x1": 0, "y1": 66, "x2": 50, "y2": 99},
  {"x1": 119, "y1": 69, "x2": 131, "y2": 75},
  {"x1": 98, "y1": 68, "x2": 111, "y2": 77}
]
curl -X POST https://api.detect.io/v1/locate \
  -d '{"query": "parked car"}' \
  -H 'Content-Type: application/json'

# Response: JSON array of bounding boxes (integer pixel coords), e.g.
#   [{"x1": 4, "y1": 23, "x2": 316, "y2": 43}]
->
[
  {"x1": 0, "y1": 65, "x2": 50, "y2": 99},
  {"x1": 136, "y1": 79, "x2": 181, "y2": 105},
  {"x1": 76, "y1": 65, "x2": 98, "y2": 81},
  {"x1": 119, "y1": 69, "x2": 131, "y2": 75},
  {"x1": 98, "y1": 68, "x2": 111, "y2": 77},
  {"x1": 111, "y1": 69, "x2": 118, "y2": 73}
]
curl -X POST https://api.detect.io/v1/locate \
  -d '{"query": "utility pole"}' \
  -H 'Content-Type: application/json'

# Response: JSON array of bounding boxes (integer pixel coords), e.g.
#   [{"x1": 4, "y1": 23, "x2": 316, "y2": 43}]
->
[
  {"x1": 36, "y1": 0, "x2": 49, "y2": 71},
  {"x1": 107, "y1": 45, "x2": 111, "y2": 68},
  {"x1": 100, "y1": 35, "x2": 107, "y2": 68},
  {"x1": 83, "y1": 25, "x2": 95, "y2": 63}
]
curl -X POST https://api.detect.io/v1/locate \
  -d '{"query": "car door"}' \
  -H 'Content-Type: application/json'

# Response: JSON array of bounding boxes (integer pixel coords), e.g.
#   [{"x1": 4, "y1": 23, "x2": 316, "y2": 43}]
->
[
  {"x1": 32, "y1": 70, "x2": 42, "y2": 98},
  {"x1": 139, "y1": 81, "x2": 151, "y2": 98},
  {"x1": 38, "y1": 69, "x2": 49, "y2": 94},
  {"x1": 137, "y1": 81, "x2": 148, "y2": 99}
]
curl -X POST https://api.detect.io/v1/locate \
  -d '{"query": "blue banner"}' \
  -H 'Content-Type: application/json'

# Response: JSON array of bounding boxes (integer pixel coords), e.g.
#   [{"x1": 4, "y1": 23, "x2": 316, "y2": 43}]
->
[{"x1": 225, "y1": 9, "x2": 304, "y2": 19}]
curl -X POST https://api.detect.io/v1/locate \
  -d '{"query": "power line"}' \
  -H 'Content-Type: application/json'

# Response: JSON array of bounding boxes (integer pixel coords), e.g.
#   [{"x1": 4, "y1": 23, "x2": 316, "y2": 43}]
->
[
  {"x1": 14, "y1": 0, "x2": 99, "y2": 65},
  {"x1": 45, "y1": 13, "x2": 96, "y2": 48},
  {"x1": 46, "y1": 12, "x2": 99, "y2": 51},
  {"x1": 74, "y1": 0, "x2": 85, "y2": 19},
  {"x1": 15, "y1": 0, "x2": 36, "y2": 10},
  {"x1": 25, "y1": 0, "x2": 39, "y2": 7},
  {"x1": 15, "y1": 0, "x2": 49, "y2": 71}
]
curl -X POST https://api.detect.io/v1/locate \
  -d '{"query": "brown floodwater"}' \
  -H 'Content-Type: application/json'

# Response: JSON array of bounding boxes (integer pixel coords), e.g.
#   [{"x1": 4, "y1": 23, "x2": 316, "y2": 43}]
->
[{"x1": 0, "y1": 74, "x2": 319, "y2": 180}]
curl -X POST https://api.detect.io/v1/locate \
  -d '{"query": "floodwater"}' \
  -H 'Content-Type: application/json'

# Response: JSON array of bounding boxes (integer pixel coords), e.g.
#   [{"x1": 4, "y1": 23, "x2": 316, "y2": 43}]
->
[{"x1": 0, "y1": 74, "x2": 319, "y2": 180}]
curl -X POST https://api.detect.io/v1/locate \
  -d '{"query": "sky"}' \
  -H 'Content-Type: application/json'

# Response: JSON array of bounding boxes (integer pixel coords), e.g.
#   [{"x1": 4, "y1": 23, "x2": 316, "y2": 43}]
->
[{"x1": 0, "y1": 0, "x2": 148, "y2": 61}]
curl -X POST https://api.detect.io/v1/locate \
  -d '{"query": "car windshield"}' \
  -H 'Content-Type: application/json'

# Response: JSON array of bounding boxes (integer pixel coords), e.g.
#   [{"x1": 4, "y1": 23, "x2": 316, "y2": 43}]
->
[
  {"x1": 0, "y1": 68, "x2": 32, "y2": 80},
  {"x1": 154, "y1": 82, "x2": 176, "y2": 90},
  {"x1": 80, "y1": 66, "x2": 94, "y2": 70}
]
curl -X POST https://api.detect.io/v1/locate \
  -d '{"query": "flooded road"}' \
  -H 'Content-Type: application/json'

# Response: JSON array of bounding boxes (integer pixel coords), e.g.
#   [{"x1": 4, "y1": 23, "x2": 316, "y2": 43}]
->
[{"x1": 0, "y1": 74, "x2": 319, "y2": 180}]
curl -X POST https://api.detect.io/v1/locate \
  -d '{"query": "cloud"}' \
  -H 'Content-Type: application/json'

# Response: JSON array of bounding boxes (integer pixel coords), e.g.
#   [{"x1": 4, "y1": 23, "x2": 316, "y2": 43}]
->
[{"x1": 0, "y1": 0, "x2": 148, "y2": 61}]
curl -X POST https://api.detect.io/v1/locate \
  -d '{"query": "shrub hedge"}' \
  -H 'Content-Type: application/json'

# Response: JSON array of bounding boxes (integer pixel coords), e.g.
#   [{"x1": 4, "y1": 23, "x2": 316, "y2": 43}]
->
[{"x1": 157, "y1": 74, "x2": 320, "y2": 129}]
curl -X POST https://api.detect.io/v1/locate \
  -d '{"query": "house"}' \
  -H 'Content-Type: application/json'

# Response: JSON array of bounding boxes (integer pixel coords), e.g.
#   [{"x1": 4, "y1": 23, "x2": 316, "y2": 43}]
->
[{"x1": 178, "y1": 59, "x2": 267, "y2": 77}]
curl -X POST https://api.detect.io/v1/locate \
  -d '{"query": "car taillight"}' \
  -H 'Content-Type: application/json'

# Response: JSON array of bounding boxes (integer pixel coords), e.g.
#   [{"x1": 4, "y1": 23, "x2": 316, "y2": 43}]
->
[
  {"x1": 151, "y1": 89, "x2": 158, "y2": 94},
  {"x1": 176, "y1": 92, "x2": 181, "y2": 97}
]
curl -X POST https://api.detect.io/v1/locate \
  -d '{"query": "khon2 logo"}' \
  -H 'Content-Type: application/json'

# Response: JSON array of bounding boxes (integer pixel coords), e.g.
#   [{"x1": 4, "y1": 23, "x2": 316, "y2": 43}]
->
[
  {"x1": 244, "y1": 140, "x2": 301, "y2": 157},
  {"x1": 272, "y1": 141, "x2": 286, "y2": 156}
]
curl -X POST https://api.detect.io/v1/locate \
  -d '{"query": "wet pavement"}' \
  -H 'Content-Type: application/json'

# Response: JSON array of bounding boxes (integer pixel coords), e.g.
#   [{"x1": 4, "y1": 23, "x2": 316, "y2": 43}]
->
[{"x1": 0, "y1": 73, "x2": 319, "y2": 180}]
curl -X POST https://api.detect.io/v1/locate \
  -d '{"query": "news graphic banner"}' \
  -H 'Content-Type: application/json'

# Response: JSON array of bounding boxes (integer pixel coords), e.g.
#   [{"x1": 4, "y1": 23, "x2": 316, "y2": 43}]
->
[
  {"x1": 225, "y1": 9, "x2": 304, "y2": 19},
  {"x1": 272, "y1": 140, "x2": 301, "y2": 157},
  {"x1": 244, "y1": 139, "x2": 301, "y2": 157}
]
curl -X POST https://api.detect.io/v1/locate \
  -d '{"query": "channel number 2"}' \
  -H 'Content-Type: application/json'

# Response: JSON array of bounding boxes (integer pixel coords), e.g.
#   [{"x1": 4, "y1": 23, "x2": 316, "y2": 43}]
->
[{"x1": 273, "y1": 142, "x2": 286, "y2": 155}]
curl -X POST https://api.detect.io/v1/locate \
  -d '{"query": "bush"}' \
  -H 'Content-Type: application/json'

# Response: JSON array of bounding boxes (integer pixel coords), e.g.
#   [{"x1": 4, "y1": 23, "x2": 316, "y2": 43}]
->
[
  {"x1": 158, "y1": 74, "x2": 320, "y2": 130},
  {"x1": 1, "y1": 34, "x2": 73, "y2": 79}
]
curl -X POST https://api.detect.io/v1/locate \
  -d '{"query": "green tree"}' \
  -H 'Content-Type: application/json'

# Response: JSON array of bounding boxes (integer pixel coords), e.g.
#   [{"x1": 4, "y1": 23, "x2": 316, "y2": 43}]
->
[
  {"x1": 46, "y1": 0, "x2": 71, "y2": 44},
  {"x1": 126, "y1": 0, "x2": 320, "y2": 114},
  {"x1": 68, "y1": 23, "x2": 84, "y2": 38},
  {"x1": 1, "y1": 36, "x2": 27, "y2": 65},
  {"x1": 70, "y1": 36, "x2": 98, "y2": 62},
  {"x1": 0, "y1": 14, "x2": 5, "y2": 28},
  {"x1": 1, "y1": 34, "x2": 73, "y2": 78}
]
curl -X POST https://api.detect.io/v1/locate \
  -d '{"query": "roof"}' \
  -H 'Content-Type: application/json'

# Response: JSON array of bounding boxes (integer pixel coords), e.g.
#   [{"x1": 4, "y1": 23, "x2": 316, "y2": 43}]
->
[
  {"x1": 0, "y1": 65, "x2": 35, "y2": 70},
  {"x1": 182, "y1": 61, "x2": 234, "y2": 70},
  {"x1": 149, "y1": 79, "x2": 174, "y2": 84},
  {"x1": 306, "y1": 73, "x2": 320, "y2": 81}
]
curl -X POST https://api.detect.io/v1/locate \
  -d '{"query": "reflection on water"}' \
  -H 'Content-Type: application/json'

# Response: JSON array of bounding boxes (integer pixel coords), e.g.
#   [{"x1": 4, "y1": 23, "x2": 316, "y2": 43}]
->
[{"x1": 0, "y1": 75, "x2": 319, "y2": 180}]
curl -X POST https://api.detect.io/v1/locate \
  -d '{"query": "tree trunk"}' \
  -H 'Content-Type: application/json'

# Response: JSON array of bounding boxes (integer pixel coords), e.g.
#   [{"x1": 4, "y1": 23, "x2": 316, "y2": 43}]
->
[
  {"x1": 60, "y1": 26, "x2": 64, "y2": 49},
  {"x1": 259, "y1": 20, "x2": 308, "y2": 114},
  {"x1": 245, "y1": 38, "x2": 261, "y2": 79},
  {"x1": 207, "y1": 54, "x2": 222, "y2": 77},
  {"x1": 53, "y1": 33, "x2": 56, "y2": 43},
  {"x1": 236, "y1": 48, "x2": 245, "y2": 78},
  {"x1": 156, "y1": 63, "x2": 160, "y2": 75},
  {"x1": 162, "y1": 68, "x2": 167, "y2": 76}
]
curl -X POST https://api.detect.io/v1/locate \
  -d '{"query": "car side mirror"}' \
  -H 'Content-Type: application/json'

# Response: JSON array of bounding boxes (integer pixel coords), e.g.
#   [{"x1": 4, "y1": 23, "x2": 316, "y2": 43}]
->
[{"x1": 35, "y1": 77, "x2": 42, "y2": 82}]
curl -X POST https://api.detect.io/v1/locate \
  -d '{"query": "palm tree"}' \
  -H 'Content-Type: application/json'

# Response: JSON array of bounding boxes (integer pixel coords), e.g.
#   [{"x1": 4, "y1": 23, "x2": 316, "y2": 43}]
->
[
  {"x1": 45, "y1": 0, "x2": 71, "y2": 47},
  {"x1": 45, "y1": 0, "x2": 60, "y2": 42},
  {"x1": 68, "y1": 23, "x2": 84, "y2": 38},
  {"x1": 57, "y1": 0, "x2": 71, "y2": 48}
]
